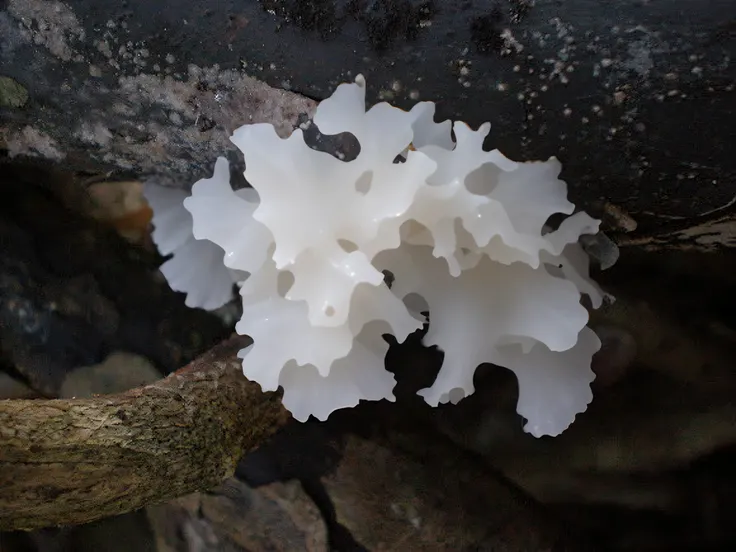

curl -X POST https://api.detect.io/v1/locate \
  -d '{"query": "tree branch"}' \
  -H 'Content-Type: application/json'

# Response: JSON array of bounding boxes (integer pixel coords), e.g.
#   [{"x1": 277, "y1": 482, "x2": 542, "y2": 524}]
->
[{"x1": 0, "y1": 335, "x2": 290, "y2": 531}]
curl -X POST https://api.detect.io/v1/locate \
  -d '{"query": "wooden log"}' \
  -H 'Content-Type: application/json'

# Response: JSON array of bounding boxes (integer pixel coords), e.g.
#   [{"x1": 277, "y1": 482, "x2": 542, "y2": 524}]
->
[
  {"x1": 0, "y1": 335, "x2": 290, "y2": 531},
  {"x1": 1, "y1": 0, "x2": 734, "y2": 245}
]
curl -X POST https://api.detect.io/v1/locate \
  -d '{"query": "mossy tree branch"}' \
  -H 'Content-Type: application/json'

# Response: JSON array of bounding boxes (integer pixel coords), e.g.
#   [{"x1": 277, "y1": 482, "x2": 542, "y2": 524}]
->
[{"x1": 0, "y1": 335, "x2": 290, "y2": 531}]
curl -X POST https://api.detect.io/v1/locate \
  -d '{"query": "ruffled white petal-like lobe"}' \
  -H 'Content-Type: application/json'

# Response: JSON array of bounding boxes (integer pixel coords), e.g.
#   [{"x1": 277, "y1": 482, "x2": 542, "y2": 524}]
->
[
  {"x1": 420, "y1": 122, "x2": 517, "y2": 187},
  {"x1": 542, "y1": 242, "x2": 608, "y2": 308},
  {"x1": 408, "y1": 102, "x2": 455, "y2": 150},
  {"x1": 184, "y1": 157, "x2": 272, "y2": 276},
  {"x1": 486, "y1": 157, "x2": 574, "y2": 236},
  {"x1": 379, "y1": 247, "x2": 589, "y2": 412},
  {"x1": 143, "y1": 168, "x2": 239, "y2": 311},
  {"x1": 231, "y1": 110, "x2": 437, "y2": 326},
  {"x1": 143, "y1": 184, "x2": 191, "y2": 256},
  {"x1": 278, "y1": 322, "x2": 396, "y2": 422},
  {"x1": 158, "y1": 237, "x2": 235, "y2": 310},
  {"x1": 236, "y1": 260, "x2": 421, "y2": 385},
  {"x1": 494, "y1": 327, "x2": 600, "y2": 437},
  {"x1": 313, "y1": 76, "x2": 416, "y2": 163}
]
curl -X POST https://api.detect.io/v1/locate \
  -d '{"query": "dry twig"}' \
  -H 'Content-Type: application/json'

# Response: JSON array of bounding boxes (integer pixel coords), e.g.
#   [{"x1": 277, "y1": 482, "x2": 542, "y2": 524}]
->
[{"x1": 0, "y1": 335, "x2": 289, "y2": 531}]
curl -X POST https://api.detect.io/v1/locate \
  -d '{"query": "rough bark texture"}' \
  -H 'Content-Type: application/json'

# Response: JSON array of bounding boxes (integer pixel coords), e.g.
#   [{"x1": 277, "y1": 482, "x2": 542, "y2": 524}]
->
[
  {"x1": 0, "y1": 335, "x2": 290, "y2": 531},
  {"x1": 1, "y1": 0, "x2": 734, "y2": 245}
]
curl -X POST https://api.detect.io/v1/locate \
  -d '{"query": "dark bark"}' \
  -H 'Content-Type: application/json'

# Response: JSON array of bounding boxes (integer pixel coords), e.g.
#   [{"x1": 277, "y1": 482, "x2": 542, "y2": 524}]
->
[
  {"x1": 0, "y1": 335, "x2": 291, "y2": 531},
  {"x1": 1, "y1": 0, "x2": 734, "y2": 243}
]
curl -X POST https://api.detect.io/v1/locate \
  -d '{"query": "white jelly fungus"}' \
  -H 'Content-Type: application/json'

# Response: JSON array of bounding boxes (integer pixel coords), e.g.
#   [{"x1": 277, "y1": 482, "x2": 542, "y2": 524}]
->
[{"x1": 145, "y1": 75, "x2": 610, "y2": 437}]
